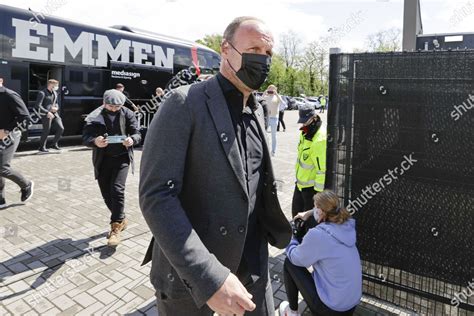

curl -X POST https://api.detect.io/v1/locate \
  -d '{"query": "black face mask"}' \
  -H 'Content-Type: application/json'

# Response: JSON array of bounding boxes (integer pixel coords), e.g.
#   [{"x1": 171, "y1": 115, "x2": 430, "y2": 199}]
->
[
  {"x1": 301, "y1": 117, "x2": 322, "y2": 140},
  {"x1": 227, "y1": 42, "x2": 271, "y2": 90},
  {"x1": 104, "y1": 108, "x2": 120, "y2": 115}
]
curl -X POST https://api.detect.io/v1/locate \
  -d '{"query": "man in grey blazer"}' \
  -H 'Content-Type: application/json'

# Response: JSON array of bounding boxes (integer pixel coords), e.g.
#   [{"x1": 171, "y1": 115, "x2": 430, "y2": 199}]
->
[
  {"x1": 35, "y1": 79, "x2": 64, "y2": 153},
  {"x1": 139, "y1": 16, "x2": 291, "y2": 315}
]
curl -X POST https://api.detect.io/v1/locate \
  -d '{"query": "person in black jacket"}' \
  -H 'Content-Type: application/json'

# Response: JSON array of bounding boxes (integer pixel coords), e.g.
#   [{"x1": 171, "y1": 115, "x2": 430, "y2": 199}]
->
[
  {"x1": 0, "y1": 78, "x2": 34, "y2": 208},
  {"x1": 82, "y1": 89, "x2": 141, "y2": 246},
  {"x1": 35, "y1": 79, "x2": 64, "y2": 153}
]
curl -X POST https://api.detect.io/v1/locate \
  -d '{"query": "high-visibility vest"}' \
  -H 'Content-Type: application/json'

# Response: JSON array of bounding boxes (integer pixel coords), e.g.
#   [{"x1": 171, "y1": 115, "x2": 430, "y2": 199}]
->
[
  {"x1": 320, "y1": 97, "x2": 327, "y2": 106},
  {"x1": 295, "y1": 126, "x2": 327, "y2": 192}
]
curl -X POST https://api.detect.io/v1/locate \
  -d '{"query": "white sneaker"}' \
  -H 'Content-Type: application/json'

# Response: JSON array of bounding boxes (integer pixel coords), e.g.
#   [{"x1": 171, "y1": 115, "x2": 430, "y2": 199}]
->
[{"x1": 279, "y1": 301, "x2": 300, "y2": 316}]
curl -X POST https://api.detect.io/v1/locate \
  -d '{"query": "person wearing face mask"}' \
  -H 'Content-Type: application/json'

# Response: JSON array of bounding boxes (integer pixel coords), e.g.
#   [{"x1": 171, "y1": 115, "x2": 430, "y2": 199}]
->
[
  {"x1": 35, "y1": 79, "x2": 64, "y2": 153},
  {"x1": 279, "y1": 190, "x2": 362, "y2": 316},
  {"x1": 291, "y1": 105, "x2": 327, "y2": 218},
  {"x1": 139, "y1": 16, "x2": 291, "y2": 316},
  {"x1": 82, "y1": 89, "x2": 141, "y2": 246}
]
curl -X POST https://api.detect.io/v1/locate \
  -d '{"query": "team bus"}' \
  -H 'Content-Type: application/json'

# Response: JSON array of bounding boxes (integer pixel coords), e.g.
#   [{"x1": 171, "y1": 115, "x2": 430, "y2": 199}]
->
[{"x1": 0, "y1": 4, "x2": 221, "y2": 139}]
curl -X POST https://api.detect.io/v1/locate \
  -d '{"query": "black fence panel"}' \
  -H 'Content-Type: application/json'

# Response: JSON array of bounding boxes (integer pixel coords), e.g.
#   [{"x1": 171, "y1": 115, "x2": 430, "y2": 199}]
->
[{"x1": 327, "y1": 51, "x2": 474, "y2": 315}]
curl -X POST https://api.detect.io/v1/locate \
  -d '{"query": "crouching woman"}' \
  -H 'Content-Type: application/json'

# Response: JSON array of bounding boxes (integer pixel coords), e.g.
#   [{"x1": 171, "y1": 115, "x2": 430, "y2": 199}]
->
[{"x1": 280, "y1": 190, "x2": 362, "y2": 316}]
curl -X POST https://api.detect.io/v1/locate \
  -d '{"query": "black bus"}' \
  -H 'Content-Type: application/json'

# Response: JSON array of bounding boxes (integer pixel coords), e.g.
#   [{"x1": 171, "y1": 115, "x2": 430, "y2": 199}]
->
[{"x1": 0, "y1": 4, "x2": 220, "y2": 139}]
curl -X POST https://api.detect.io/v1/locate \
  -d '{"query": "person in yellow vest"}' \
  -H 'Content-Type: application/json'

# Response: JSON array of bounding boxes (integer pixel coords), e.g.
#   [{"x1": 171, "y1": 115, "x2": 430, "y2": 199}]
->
[
  {"x1": 319, "y1": 94, "x2": 327, "y2": 113},
  {"x1": 292, "y1": 105, "x2": 327, "y2": 218}
]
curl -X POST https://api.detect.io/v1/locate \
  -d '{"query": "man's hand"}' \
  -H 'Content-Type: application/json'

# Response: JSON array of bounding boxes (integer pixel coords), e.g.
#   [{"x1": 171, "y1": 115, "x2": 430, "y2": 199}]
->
[
  {"x1": 94, "y1": 136, "x2": 108, "y2": 148},
  {"x1": 206, "y1": 273, "x2": 256, "y2": 315},
  {"x1": 46, "y1": 112, "x2": 54, "y2": 119},
  {"x1": 293, "y1": 209, "x2": 314, "y2": 222},
  {"x1": 50, "y1": 106, "x2": 58, "y2": 113},
  {"x1": 122, "y1": 137, "x2": 134, "y2": 148},
  {"x1": 0, "y1": 129, "x2": 9, "y2": 140}
]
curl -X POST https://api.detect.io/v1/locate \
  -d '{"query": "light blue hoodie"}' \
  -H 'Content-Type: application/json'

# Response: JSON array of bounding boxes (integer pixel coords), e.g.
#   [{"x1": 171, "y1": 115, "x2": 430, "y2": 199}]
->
[{"x1": 286, "y1": 218, "x2": 362, "y2": 312}]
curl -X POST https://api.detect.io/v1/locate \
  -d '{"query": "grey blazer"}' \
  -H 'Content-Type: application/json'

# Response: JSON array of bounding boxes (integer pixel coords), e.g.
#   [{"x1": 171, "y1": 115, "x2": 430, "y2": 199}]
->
[
  {"x1": 35, "y1": 88, "x2": 58, "y2": 116},
  {"x1": 139, "y1": 76, "x2": 292, "y2": 309}
]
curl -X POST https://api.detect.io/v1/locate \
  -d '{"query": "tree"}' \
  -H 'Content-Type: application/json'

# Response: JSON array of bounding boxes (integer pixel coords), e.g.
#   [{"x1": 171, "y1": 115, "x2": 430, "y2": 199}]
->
[
  {"x1": 301, "y1": 41, "x2": 328, "y2": 95},
  {"x1": 195, "y1": 31, "x2": 332, "y2": 97},
  {"x1": 263, "y1": 54, "x2": 286, "y2": 93},
  {"x1": 279, "y1": 30, "x2": 303, "y2": 68},
  {"x1": 366, "y1": 28, "x2": 402, "y2": 52},
  {"x1": 196, "y1": 34, "x2": 222, "y2": 53}
]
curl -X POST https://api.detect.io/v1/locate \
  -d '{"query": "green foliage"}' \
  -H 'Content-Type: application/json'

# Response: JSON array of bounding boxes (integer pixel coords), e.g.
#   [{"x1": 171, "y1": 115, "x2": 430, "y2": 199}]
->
[
  {"x1": 366, "y1": 28, "x2": 402, "y2": 52},
  {"x1": 196, "y1": 27, "x2": 401, "y2": 97},
  {"x1": 196, "y1": 33, "x2": 223, "y2": 54},
  {"x1": 196, "y1": 32, "x2": 330, "y2": 97}
]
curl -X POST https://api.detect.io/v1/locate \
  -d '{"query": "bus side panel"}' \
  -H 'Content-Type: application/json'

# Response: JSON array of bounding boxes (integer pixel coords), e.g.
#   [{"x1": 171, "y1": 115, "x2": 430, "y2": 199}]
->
[
  {"x1": 61, "y1": 66, "x2": 111, "y2": 136},
  {"x1": 0, "y1": 61, "x2": 28, "y2": 103},
  {"x1": 0, "y1": 8, "x2": 4, "y2": 59}
]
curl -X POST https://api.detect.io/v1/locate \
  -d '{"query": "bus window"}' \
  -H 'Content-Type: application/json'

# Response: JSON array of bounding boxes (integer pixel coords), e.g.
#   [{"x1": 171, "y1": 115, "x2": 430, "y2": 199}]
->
[
  {"x1": 197, "y1": 50, "x2": 220, "y2": 74},
  {"x1": 69, "y1": 70, "x2": 84, "y2": 82},
  {"x1": 66, "y1": 68, "x2": 106, "y2": 97},
  {"x1": 173, "y1": 46, "x2": 192, "y2": 72}
]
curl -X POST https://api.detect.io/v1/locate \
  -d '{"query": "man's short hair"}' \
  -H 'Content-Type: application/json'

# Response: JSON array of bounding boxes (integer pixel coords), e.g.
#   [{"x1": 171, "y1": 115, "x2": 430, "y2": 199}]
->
[
  {"x1": 116, "y1": 83, "x2": 124, "y2": 89},
  {"x1": 48, "y1": 79, "x2": 59, "y2": 85},
  {"x1": 223, "y1": 16, "x2": 264, "y2": 43}
]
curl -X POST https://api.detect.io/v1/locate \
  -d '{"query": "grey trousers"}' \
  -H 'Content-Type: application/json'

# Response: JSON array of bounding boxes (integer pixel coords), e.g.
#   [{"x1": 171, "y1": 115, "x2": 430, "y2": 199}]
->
[
  {"x1": 156, "y1": 273, "x2": 274, "y2": 316},
  {"x1": 39, "y1": 115, "x2": 64, "y2": 150},
  {"x1": 0, "y1": 130, "x2": 29, "y2": 200}
]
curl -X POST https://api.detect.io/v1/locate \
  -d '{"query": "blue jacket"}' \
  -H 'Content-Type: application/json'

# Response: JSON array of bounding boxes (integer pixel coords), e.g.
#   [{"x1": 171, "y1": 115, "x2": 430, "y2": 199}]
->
[{"x1": 286, "y1": 218, "x2": 362, "y2": 312}]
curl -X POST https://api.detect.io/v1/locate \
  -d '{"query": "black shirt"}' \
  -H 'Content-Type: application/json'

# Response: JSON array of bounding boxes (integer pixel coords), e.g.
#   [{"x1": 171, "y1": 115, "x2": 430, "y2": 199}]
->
[
  {"x1": 216, "y1": 73, "x2": 266, "y2": 280},
  {"x1": 0, "y1": 86, "x2": 30, "y2": 131}
]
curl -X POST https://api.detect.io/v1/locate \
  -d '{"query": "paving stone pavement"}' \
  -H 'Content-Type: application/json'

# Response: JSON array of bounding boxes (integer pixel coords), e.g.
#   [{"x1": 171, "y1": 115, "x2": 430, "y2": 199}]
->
[{"x1": 0, "y1": 110, "x2": 394, "y2": 315}]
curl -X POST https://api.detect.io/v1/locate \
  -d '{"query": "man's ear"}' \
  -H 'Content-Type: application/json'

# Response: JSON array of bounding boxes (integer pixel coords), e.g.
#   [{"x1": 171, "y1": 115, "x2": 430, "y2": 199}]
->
[{"x1": 221, "y1": 40, "x2": 229, "y2": 55}]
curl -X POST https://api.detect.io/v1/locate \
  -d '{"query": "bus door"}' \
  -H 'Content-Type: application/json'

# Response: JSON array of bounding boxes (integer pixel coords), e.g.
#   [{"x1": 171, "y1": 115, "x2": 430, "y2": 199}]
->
[{"x1": 27, "y1": 63, "x2": 64, "y2": 137}]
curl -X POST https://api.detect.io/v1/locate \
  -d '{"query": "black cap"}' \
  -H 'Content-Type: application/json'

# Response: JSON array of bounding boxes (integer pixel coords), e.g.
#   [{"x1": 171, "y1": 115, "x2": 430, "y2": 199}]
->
[{"x1": 298, "y1": 105, "x2": 316, "y2": 124}]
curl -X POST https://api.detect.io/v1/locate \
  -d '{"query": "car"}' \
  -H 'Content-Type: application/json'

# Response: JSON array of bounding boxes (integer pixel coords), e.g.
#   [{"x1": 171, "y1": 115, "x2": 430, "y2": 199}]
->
[
  {"x1": 292, "y1": 97, "x2": 307, "y2": 110},
  {"x1": 306, "y1": 97, "x2": 322, "y2": 109},
  {"x1": 286, "y1": 97, "x2": 299, "y2": 110}
]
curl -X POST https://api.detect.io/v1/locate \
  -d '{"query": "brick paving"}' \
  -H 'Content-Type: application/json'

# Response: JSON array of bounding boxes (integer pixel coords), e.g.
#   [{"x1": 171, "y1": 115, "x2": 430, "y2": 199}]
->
[{"x1": 0, "y1": 110, "x2": 397, "y2": 315}]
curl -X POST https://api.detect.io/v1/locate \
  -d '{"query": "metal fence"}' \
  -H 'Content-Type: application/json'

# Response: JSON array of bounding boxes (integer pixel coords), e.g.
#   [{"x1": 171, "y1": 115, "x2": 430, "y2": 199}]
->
[{"x1": 326, "y1": 50, "x2": 474, "y2": 315}]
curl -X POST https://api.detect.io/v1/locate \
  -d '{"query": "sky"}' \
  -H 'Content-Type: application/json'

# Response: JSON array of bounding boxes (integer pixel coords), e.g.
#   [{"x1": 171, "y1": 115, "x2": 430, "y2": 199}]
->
[{"x1": 1, "y1": 0, "x2": 473, "y2": 52}]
